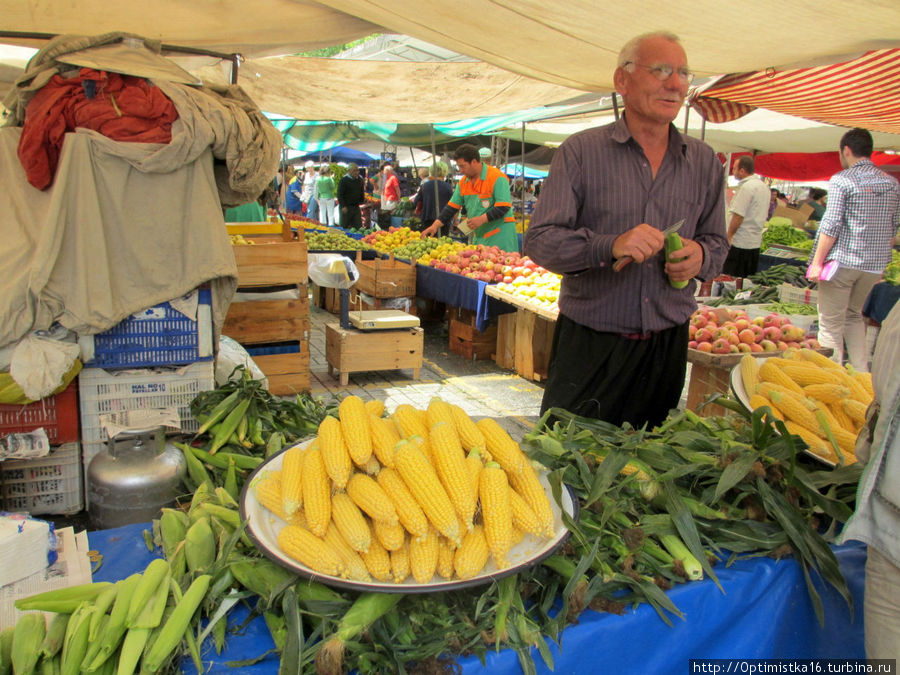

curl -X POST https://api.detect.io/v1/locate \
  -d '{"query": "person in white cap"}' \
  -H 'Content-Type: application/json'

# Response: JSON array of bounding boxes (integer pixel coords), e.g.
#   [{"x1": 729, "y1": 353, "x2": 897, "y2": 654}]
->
[{"x1": 301, "y1": 161, "x2": 318, "y2": 220}]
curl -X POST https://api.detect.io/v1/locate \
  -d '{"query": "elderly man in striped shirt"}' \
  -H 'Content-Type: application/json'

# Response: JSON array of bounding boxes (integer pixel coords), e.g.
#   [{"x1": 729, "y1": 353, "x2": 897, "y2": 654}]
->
[
  {"x1": 808, "y1": 127, "x2": 900, "y2": 371},
  {"x1": 524, "y1": 31, "x2": 728, "y2": 428}
]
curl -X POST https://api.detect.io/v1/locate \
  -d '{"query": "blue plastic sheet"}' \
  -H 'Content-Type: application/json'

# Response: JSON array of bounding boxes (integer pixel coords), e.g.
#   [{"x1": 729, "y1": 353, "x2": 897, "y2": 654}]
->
[
  {"x1": 415, "y1": 264, "x2": 514, "y2": 331},
  {"x1": 88, "y1": 523, "x2": 866, "y2": 674}
]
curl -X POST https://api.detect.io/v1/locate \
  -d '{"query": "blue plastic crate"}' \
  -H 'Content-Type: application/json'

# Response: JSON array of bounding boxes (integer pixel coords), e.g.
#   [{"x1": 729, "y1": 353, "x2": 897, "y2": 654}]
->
[
  {"x1": 246, "y1": 342, "x2": 300, "y2": 357},
  {"x1": 80, "y1": 288, "x2": 213, "y2": 369}
]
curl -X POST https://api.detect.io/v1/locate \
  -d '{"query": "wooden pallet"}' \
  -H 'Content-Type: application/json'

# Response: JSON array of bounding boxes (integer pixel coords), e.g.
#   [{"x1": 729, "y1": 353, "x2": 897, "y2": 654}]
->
[
  {"x1": 449, "y1": 318, "x2": 497, "y2": 361},
  {"x1": 494, "y1": 309, "x2": 555, "y2": 382}
]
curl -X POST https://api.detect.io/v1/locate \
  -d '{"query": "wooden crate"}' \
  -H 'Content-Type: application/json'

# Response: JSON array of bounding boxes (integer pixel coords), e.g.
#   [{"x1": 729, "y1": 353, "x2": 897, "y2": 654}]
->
[
  {"x1": 449, "y1": 319, "x2": 497, "y2": 361},
  {"x1": 349, "y1": 291, "x2": 415, "y2": 315},
  {"x1": 686, "y1": 362, "x2": 732, "y2": 417},
  {"x1": 325, "y1": 323, "x2": 423, "y2": 386},
  {"x1": 222, "y1": 296, "x2": 310, "y2": 344},
  {"x1": 354, "y1": 253, "x2": 416, "y2": 298},
  {"x1": 494, "y1": 309, "x2": 555, "y2": 382},
  {"x1": 231, "y1": 236, "x2": 308, "y2": 287},
  {"x1": 253, "y1": 342, "x2": 311, "y2": 395}
]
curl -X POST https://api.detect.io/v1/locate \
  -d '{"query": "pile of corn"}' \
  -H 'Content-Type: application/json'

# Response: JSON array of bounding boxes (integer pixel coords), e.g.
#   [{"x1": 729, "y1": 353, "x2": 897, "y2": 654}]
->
[
  {"x1": 254, "y1": 396, "x2": 556, "y2": 584},
  {"x1": 740, "y1": 348, "x2": 872, "y2": 465}
]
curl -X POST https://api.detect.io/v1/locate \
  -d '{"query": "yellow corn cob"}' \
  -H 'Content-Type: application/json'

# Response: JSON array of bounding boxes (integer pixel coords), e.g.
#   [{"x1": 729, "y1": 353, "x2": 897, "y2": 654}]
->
[
  {"x1": 756, "y1": 381, "x2": 793, "y2": 400},
  {"x1": 317, "y1": 416, "x2": 352, "y2": 489},
  {"x1": 479, "y1": 463, "x2": 514, "y2": 569},
  {"x1": 392, "y1": 404, "x2": 429, "y2": 440},
  {"x1": 390, "y1": 537, "x2": 410, "y2": 583},
  {"x1": 339, "y1": 395, "x2": 373, "y2": 466},
  {"x1": 454, "y1": 525, "x2": 490, "y2": 580},
  {"x1": 465, "y1": 448, "x2": 484, "y2": 497},
  {"x1": 748, "y1": 394, "x2": 783, "y2": 420},
  {"x1": 511, "y1": 526, "x2": 526, "y2": 547},
  {"x1": 347, "y1": 473, "x2": 399, "y2": 524},
  {"x1": 330, "y1": 492, "x2": 371, "y2": 553},
  {"x1": 280, "y1": 446, "x2": 305, "y2": 517},
  {"x1": 508, "y1": 464, "x2": 554, "y2": 537},
  {"x1": 409, "y1": 527, "x2": 440, "y2": 583},
  {"x1": 376, "y1": 467, "x2": 429, "y2": 540},
  {"x1": 359, "y1": 521, "x2": 392, "y2": 582},
  {"x1": 393, "y1": 439, "x2": 461, "y2": 544},
  {"x1": 783, "y1": 421, "x2": 841, "y2": 464},
  {"x1": 830, "y1": 401, "x2": 858, "y2": 432},
  {"x1": 323, "y1": 523, "x2": 372, "y2": 582},
  {"x1": 765, "y1": 389, "x2": 820, "y2": 434},
  {"x1": 842, "y1": 399, "x2": 868, "y2": 426},
  {"x1": 799, "y1": 348, "x2": 844, "y2": 371},
  {"x1": 812, "y1": 400, "x2": 852, "y2": 435},
  {"x1": 301, "y1": 447, "x2": 331, "y2": 537},
  {"x1": 277, "y1": 525, "x2": 345, "y2": 577},
  {"x1": 740, "y1": 355, "x2": 760, "y2": 396},
  {"x1": 780, "y1": 363, "x2": 842, "y2": 387},
  {"x1": 436, "y1": 537, "x2": 456, "y2": 579},
  {"x1": 255, "y1": 474, "x2": 289, "y2": 520},
  {"x1": 812, "y1": 405, "x2": 859, "y2": 458},
  {"x1": 425, "y1": 397, "x2": 456, "y2": 429},
  {"x1": 369, "y1": 414, "x2": 400, "y2": 468},
  {"x1": 409, "y1": 434, "x2": 433, "y2": 464},
  {"x1": 758, "y1": 360, "x2": 805, "y2": 395},
  {"x1": 851, "y1": 370, "x2": 874, "y2": 398},
  {"x1": 364, "y1": 399, "x2": 385, "y2": 418},
  {"x1": 508, "y1": 487, "x2": 544, "y2": 537},
  {"x1": 839, "y1": 371, "x2": 873, "y2": 405},
  {"x1": 803, "y1": 383, "x2": 851, "y2": 404},
  {"x1": 374, "y1": 518, "x2": 406, "y2": 551},
  {"x1": 429, "y1": 421, "x2": 477, "y2": 530},
  {"x1": 476, "y1": 418, "x2": 527, "y2": 475},
  {"x1": 448, "y1": 403, "x2": 487, "y2": 455},
  {"x1": 362, "y1": 455, "x2": 381, "y2": 476}
]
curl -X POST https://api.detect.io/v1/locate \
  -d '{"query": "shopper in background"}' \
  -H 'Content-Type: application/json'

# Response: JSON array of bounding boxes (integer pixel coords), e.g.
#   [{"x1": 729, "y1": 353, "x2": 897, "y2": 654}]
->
[
  {"x1": 840, "y1": 301, "x2": 900, "y2": 659},
  {"x1": 723, "y1": 155, "x2": 770, "y2": 279},
  {"x1": 301, "y1": 161, "x2": 318, "y2": 220},
  {"x1": 807, "y1": 127, "x2": 900, "y2": 371},
  {"x1": 381, "y1": 164, "x2": 401, "y2": 213},
  {"x1": 412, "y1": 164, "x2": 453, "y2": 235},
  {"x1": 284, "y1": 167, "x2": 304, "y2": 216},
  {"x1": 337, "y1": 163, "x2": 366, "y2": 230},
  {"x1": 523, "y1": 31, "x2": 728, "y2": 428},
  {"x1": 801, "y1": 187, "x2": 828, "y2": 221},
  {"x1": 316, "y1": 165, "x2": 336, "y2": 227},
  {"x1": 422, "y1": 143, "x2": 519, "y2": 252}
]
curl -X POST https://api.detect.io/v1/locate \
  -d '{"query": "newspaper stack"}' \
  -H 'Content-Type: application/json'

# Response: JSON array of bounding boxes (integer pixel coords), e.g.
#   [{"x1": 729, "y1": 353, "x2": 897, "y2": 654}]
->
[{"x1": 0, "y1": 514, "x2": 55, "y2": 587}]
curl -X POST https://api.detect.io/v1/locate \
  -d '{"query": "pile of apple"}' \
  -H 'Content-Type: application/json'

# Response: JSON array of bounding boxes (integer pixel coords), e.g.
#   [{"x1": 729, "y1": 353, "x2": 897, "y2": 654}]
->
[
  {"x1": 422, "y1": 245, "x2": 552, "y2": 285},
  {"x1": 689, "y1": 307, "x2": 820, "y2": 354},
  {"x1": 361, "y1": 227, "x2": 423, "y2": 254}
]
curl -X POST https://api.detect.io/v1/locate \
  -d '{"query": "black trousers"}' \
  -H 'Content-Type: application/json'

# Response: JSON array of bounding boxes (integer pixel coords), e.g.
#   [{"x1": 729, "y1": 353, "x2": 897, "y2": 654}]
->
[
  {"x1": 341, "y1": 205, "x2": 362, "y2": 230},
  {"x1": 721, "y1": 246, "x2": 760, "y2": 278},
  {"x1": 540, "y1": 314, "x2": 690, "y2": 429}
]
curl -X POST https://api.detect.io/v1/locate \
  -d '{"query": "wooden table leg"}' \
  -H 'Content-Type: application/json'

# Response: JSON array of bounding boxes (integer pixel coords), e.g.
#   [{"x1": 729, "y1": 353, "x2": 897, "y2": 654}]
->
[{"x1": 340, "y1": 372, "x2": 349, "y2": 386}]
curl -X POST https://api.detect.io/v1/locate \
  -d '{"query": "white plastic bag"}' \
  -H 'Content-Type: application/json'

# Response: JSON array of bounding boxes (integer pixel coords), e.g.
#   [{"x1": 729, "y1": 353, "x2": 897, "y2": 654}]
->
[
  {"x1": 216, "y1": 335, "x2": 268, "y2": 388},
  {"x1": 307, "y1": 254, "x2": 359, "y2": 290},
  {"x1": 9, "y1": 334, "x2": 80, "y2": 400}
]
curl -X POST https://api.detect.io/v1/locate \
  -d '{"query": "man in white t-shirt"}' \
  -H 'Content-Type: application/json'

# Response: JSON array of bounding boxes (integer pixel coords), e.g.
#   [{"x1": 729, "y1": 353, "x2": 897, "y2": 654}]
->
[{"x1": 723, "y1": 155, "x2": 770, "y2": 277}]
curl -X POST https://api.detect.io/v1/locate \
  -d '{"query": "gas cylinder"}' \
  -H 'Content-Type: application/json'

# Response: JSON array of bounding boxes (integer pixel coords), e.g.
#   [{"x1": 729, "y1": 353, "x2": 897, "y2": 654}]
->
[{"x1": 87, "y1": 426, "x2": 186, "y2": 530}]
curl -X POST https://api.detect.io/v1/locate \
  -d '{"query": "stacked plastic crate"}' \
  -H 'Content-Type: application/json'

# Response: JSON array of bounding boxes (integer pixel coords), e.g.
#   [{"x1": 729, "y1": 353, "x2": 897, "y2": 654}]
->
[{"x1": 77, "y1": 288, "x2": 216, "y2": 497}]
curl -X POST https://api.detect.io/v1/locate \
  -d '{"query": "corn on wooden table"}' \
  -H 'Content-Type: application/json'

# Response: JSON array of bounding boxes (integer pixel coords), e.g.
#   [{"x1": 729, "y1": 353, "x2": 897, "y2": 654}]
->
[
  {"x1": 324, "y1": 322, "x2": 423, "y2": 386},
  {"x1": 85, "y1": 523, "x2": 866, "y2": 674}
]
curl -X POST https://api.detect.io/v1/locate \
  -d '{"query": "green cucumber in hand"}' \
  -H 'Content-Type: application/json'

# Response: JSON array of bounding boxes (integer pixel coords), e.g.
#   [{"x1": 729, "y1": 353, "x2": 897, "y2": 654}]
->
[{"x1": 665, "y1": 232, "x2": 689, "y2": 289}]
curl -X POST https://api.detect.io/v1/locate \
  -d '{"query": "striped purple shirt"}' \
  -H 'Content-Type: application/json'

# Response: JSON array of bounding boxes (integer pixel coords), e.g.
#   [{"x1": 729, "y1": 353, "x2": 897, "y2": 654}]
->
[{"x1": 524, "y1": 117, "x2": 728, "y2": 334}]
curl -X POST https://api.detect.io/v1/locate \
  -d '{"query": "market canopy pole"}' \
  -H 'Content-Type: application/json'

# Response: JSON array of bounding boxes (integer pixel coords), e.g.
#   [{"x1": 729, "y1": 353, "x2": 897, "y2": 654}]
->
[
  {"x1": 520, "y1": 121, "x2": 526, "y2": 252},
  {"x1": 430, "y1": 124, "x2": 440, "y2": 231},
  {"x1": 612, "y1": 92, "x2": 619, "y2": 121}
]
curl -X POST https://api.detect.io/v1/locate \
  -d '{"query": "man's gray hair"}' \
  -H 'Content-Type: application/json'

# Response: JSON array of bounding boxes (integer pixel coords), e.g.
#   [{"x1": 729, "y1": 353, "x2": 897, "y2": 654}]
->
[{"x1": 617, "y1": 31, "x2": 682, "y2": 68}]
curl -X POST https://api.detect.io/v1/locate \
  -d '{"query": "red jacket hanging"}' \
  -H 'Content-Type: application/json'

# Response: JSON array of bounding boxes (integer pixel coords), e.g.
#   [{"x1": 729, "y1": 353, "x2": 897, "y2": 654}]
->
[{"x1": 17, "y1": 68, "x2": 179, "y2": 189}]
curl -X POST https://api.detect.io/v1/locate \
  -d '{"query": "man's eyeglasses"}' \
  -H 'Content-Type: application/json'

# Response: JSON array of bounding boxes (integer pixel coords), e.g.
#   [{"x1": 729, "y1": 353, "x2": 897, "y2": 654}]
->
[{"x1": 623, "y1": 61, "x2": 695, "y2": 85}]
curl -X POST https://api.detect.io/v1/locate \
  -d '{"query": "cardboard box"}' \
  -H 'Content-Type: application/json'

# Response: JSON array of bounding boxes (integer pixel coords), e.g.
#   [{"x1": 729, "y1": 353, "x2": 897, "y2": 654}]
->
[{"x1": 772, "y1": 204, "x2": 814, "y2": 228}]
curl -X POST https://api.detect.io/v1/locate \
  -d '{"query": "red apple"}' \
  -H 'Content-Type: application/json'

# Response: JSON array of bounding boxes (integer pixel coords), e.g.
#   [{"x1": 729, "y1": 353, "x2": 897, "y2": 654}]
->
[
  {"x1": 697, "y1": 341, "x2": 713, "y2": 353},
  {"x1": 711, "y1": 338, "x2": 731, "y2": 355},
  {"x1": 776, "y1": 340, "x2": 789, "y2": 351},
  {"x1": 695, "y1": 328, "x2": 713, "y2": 343},
  {"x1": 749, "y1": 324, "x2": 765, "y2": 342},
  {"x1": 760, "y1": 339, "x2": 778, "y2": 352},
  {"x1": 762, "y1": 326, "x2": 783, "y2": 342},
  {"x1": 749, "y1": 343, "x2": 763, "y2": 353},
  {"x1": 735, "y1": 318, "x2": 751, "y2": 331},
  {"x1": 738, "y1": 329, "x2": 756, "y2": 345},
  {"x1": 803, "y1": 338, "x2": 821, "y2": 350},
  {"x1": 689, "y1": 325, "x2": 698, "y2": 340},
  {"x1": 737, "y1": 343, "x2": 752, "y2": 353},
  {"x1": 752, "y1": 316, "x2": 766, "y2": 328},
  {"x1": 691, "y1": 313, "x2": 709, "y2": 328},
  {"x1": 763, "y1": 314, "x2": 782, "y2": 329},
  {"x1": 688, "y1": 340, "x2": 699, "y2": 349}
]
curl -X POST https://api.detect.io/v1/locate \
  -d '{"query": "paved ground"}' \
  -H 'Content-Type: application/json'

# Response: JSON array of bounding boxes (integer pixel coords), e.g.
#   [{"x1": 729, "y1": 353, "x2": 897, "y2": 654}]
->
[{"x1": 306, "y1": 303, "x2": 692, "y2": 440}]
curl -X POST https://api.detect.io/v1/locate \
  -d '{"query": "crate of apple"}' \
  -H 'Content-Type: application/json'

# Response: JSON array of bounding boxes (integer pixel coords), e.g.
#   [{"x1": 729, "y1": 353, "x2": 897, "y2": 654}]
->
[
  {"x1": 689, "y1": 307, "x2": 820, "y2": 355},
  {"x1": 425, "y1": 245, "x2": 542, "y2": 284}
]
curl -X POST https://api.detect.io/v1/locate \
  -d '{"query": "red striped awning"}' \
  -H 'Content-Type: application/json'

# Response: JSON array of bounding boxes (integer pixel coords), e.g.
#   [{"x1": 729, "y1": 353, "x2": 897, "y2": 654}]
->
[{"x1": 690, "y1": 49, "x2": 900, "y2": 134}]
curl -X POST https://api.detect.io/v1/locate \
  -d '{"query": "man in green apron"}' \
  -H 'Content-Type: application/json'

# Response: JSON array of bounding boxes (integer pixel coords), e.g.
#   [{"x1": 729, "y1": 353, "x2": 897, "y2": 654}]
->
[{"x1": 423, "y1": 144, "x2": 519, "y2": 252}]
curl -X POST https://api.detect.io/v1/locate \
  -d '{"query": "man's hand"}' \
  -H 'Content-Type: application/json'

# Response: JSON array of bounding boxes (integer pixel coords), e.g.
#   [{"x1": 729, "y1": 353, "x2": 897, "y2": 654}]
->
[
  {"x1": 612, "y1": 224, "x2": 665, "y2": 263},
  {"x1": 422, "y1": 220, "x2": 442, "y2": 237},
  {"x1": 468, "y1": 214, "x2": 489, "y2": 229},
  {"x1": 664, "y1": 237, "x2": 704, "y2": 282}
]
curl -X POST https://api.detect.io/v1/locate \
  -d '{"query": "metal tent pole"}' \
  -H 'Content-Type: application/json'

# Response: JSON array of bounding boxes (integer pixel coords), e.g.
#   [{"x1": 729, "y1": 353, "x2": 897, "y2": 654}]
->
[
  {"x1": 519, "y1": 122, "x2": 526, "y2": 252},
  {"x1": 430, "y1": 125, "x2": 440, "y2": 232},
  {"x1": 612, "y1": 92, "x2": 619, "y2": 121}
]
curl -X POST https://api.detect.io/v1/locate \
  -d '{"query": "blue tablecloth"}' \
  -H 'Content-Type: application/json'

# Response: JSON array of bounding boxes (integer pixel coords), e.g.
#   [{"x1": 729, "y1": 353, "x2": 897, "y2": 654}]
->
[
  {"x1": 415, "y1": 265, "x2": 515, "y2": 331},
  {"x1": 863, "y1": 282, "x2": 900, "y2": 325},
  {"x1": 88, "y1": 523, "x2": 866, "y2": 674}
]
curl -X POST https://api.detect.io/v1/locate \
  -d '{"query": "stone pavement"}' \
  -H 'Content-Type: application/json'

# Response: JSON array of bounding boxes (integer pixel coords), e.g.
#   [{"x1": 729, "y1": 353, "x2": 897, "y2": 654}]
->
[{"x1": 305, "y1": 304, "x2": 692, "y2": 440}]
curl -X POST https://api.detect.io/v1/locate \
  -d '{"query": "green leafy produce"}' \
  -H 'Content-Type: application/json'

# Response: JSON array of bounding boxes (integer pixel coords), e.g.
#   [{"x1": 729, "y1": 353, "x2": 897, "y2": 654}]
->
[
  {"x1": 884, "y1": 249, "x2": 900, "y2": 285},
  {"x1": 764, "y1": 301, "x2": 819, "y2": 316},
  {"x1": 748, "y1": 263, "x2": 816, "y2": 288},
  {"x1": 705, "y1": 285, "x2": 778, "y2": 306},
  {"x1": 762, "y1": 222, "x2": 811, "y2": 250}
]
